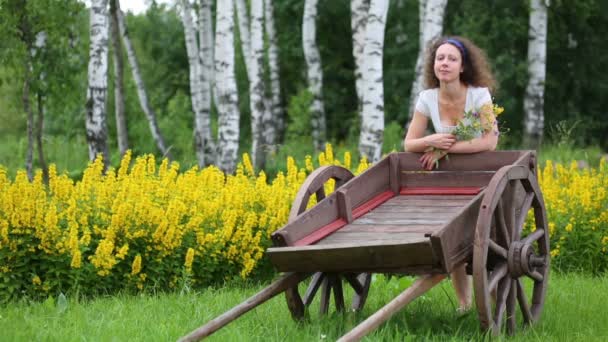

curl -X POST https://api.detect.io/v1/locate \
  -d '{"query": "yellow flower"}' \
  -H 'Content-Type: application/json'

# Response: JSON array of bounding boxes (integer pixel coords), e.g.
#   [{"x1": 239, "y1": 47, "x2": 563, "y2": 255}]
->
[
  {"x1": 131, "y1": 254, "x2": 142, "y2": 276},
  {"x1": 32, "y1": 275, "x2": 42, "y2": 286},
  {"x1": 184, "y1": 247, "x2": 195, "y2": 271}
]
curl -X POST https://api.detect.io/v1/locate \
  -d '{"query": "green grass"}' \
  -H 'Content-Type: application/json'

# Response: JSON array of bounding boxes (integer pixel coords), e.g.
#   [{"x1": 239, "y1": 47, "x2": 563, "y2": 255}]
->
[{"x1": 2, "y1": 272, "x2": 607, "y2": 341}]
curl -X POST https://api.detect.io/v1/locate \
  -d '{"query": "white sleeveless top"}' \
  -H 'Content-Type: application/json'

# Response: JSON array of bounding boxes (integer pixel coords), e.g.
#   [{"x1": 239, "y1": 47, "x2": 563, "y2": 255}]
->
[{"x1": 414, "y1": 86, "x2": 492, "y2": 134}]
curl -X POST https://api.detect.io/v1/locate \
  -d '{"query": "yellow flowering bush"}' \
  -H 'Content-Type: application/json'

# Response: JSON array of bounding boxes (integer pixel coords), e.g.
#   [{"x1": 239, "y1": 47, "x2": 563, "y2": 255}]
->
[
  {"x1": 0, "y1": 144, "x2": 366, "y2": 299},
  {"x1": 526, "y1": 158, "x2": 608, "y2": 274}
]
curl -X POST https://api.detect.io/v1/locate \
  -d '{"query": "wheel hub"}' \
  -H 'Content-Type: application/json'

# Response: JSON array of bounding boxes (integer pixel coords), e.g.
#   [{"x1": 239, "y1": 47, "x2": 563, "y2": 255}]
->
[{"x1": 508, "y1": 240, "x2": 546, "y2": 278}]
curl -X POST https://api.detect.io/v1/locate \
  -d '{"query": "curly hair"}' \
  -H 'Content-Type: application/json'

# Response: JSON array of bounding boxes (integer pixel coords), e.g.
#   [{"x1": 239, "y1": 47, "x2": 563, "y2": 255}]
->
[{"x1": 423, "y1": 36, "x2": 496, "y2": 93}]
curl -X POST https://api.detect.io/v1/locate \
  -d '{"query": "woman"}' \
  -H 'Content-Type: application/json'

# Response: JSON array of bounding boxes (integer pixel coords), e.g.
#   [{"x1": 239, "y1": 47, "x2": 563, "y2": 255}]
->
[{"x1": 403, "y1": 36, "x2": 498, "y2": 312}]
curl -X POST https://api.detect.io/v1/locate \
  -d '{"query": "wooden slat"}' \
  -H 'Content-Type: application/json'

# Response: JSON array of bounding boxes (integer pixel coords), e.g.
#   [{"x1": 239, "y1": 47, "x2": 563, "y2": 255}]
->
[
  {"x1": 400, "y1": 171, "x2": 495, "y2": 188},
  {"x1": 357, "y1": 211, "x2": 457, "y2": 220},
  {"x1": 352, "y1": 190, "x2": 395, "y2": 219},
  {"x1": 352, "y1": 217, "x2": 450, "y2": 225},
  {"x1": 336, "y1": 224, "x2": 443, "y2": 234},
  {"x1": 317, "y1": 231, "x2": 428, "y2": 245},
  {"x1": 399, "y1": 187, "x2": 482, "y2": 195},
  {"x1": 267, "y1": 240, "x2": 436, "y2": 273},
  {"x1": 384, "y1": 195, "x2": 476, "y2": 201},
  {"x1": 369, "y1": 206, "x2": 463, "y2": 214},
  {"x1": 342, "y1": 157, "x2": 390, "y2": 208},
  {"x1": 397, "y1": 151, "x2": 525, "y2": 171},
  {"x1": 379, "y1": 197, "x2": 472, "y2": 207},
  {"x1": 293, "y1": 219, "x2": 347, "y2": 247}
]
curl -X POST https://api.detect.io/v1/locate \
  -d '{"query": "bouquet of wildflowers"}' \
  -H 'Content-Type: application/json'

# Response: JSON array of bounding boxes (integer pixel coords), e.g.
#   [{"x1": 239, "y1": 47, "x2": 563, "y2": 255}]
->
[{"x1": 453, "y1": 103, "x2": 504, "y2": 141}]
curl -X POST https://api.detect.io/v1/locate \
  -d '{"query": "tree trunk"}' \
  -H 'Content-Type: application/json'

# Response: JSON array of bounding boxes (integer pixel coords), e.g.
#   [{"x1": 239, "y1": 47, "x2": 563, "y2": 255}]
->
[
  {"x1": 249, "y1": 0, "x2": 267, "y2": 170},
  {"x1": 358, "y1": 0, "x2": 389, "y2": 163},
  {"x1": 351, "y1": 0, "x2": 370, "y2": 116},
  {"x1": 303, "y1": 0, "x2": 326, "y2": 151},
  {"x1": 110, "y1": 0, "x2": 129, "y2": 157},
  {"x1": 408, "y1": 0, "x2": 447, "y2": 122},
  {"x1": 523, "y1": 0, "x2": 548, "y2": 149},
  {"x1": 86, "y1": 0, "x2": 110, "y2": 168},
  {"x1": 116, "y1": 5, "x2": 172, "y2": 159},
  {"x1": 215, "y1": 0, "x2": 241, "y2": 173},
  {"x1": 181, "y1": 0, "x2": 216, "y2": 167},
  {"x1": 36, "y1": 92, "x2": 49, "y2": 182},
  {"x1": 235, "y1": 0, "x2": 252, "y2": 81},
  {"x1": 23, "y1": 64, "x2": 34, "y2": 181},
  {"x1": 197, "y1": 0, "x2": 216, "y2": 165},
  {"x1": 264, "y1": 0, "x2": 282, "y2": 146}
]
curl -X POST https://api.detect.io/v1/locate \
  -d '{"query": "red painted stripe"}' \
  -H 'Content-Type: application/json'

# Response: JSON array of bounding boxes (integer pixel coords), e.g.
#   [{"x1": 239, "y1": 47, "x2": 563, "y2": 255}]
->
[
  {"x1": 352, "y1": 190, "x2": 395, "y2": 219},
  {"x1": 399, "y1": 187, "x2": 482, "y2": 195},
  {"x1": 292, "y1": 190, "x2": 396, "y2": 246},
  {"x1": 293, "y1": 219, "x2": 347, "y2": 246}
]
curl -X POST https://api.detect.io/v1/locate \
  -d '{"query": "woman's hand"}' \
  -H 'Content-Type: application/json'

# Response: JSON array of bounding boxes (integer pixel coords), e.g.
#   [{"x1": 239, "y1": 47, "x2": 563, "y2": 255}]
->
[
  {"x1": 424, "y1": 133, "x2": 456, "y2": 150},
  {"x1": 420, "y1": 148, "x2": 448, "y2": 170}
]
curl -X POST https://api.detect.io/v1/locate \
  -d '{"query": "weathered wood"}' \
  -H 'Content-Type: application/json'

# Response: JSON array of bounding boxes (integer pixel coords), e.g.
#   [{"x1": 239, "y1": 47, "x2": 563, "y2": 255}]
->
[
  {"x1": 343, "y1": 157, "x2": 390, "y2": 207},
  {"x1": 351, "y1": 217, "x2": 449, "y2": 226},
  {"x1": 389, "y1": 153, "x2": 400, "y2": 194},
  {"x1": 401, "y1": 171, "x2": 495, "y2": 188},
  {"x1": 178, "y1": 272, "x2": 306, "y2": 342},
  {"x1": 399, "y1": 187, "x2": 482, "y2": 195},
  {"x1": 337, "y1": 189, "x2": 353, "y2": 223},
  {"x1": 398, "y1": 151, "x2": 524, "y2": 171},
  {"x1": 356, "y1": 211, "x2": 458, "y2": 220},
  {"x1": 317, "y1": 231, "x2": 430, "y2": 245},
  {"x1": 338, "y1": 224, "x2": 442, "y2": 234},
  {"x1": 337, "y1": 274, "x2": 446, "y2": 342},
  {"x1": 274, "y1": 196, "x2": 342, "y2": 246},
  {"x1": 267, "y1": 240, "x2": 436, "y2": 273}
]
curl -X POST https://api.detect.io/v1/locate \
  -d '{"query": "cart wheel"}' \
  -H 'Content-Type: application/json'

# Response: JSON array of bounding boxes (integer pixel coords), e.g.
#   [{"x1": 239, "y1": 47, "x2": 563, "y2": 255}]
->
[
  {"x1": 284, "y1": 165, "x2": 372, "y2": 318},
  {"x1": 473, "y1": 165, "x2": 550, "y2": 335}
]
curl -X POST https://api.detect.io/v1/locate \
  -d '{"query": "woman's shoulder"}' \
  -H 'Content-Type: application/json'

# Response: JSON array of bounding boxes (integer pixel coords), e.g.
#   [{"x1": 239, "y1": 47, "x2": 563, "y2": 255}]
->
[
  {"x1": 418, "y1": 88, "x2": 438, "y2": 101},
  {"x1": 468, "y1": 86, "x2": 491, "y2": 95},
  {"x1": 468, "y1": 86, "x2": 492, "y2": 103}
]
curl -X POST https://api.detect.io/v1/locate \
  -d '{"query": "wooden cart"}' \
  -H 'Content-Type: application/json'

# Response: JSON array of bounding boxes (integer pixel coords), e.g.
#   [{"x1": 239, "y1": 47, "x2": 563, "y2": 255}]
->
[{"x1": 180, "y1": 151, "x2": 550, "y2": 341}]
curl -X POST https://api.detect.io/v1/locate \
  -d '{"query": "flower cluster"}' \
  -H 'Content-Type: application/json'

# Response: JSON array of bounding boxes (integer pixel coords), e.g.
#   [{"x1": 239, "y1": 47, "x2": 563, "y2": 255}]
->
[
  {"x1": 453, "y1": 103, "x2": 504, "y2": 141},
  {"x1": 0, "y1": 144, "x2": 367, "y2": 299},
  {"x1": 525, "y1": 158, "x2": 608, "y2": 274}
]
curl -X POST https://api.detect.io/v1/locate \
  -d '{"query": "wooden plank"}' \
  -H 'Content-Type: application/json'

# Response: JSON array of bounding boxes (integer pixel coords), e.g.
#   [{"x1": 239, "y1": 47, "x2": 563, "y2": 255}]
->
[
  {"x1": 430, "y1": 190, "x2": 485, "y2": 272},
  {"x1": 384, "y1": 195, "x2": 476, "y2": 201},
  {"x1": 272, "y1": 193, "x2": 341, "y2": 246},
  {"x1": 352, "y1": 190, "x2": 395, "y2": 219},
  {"x1": 369, "y1": 206, "x2": 463, "y2": 214},
  {"x1": 317, "y1": 231, "x2": 429, "y2": 245},
  {"x1": 342, "y1": 157, "x2": 390, "y2": 208},
  {"x1": 400, "y1": 171, "x2": 494, "y2": 188},
  {"x1": 267, "y1": 240, "x2": 437, "y2": 273},
  {"x1": 352, "y1": 217, "x2": 450, "y2": 225},
  {"x1": 337, "y1": 224, "x2": 443, "y2": 234},
  {"x1": 389, "y1": 154, "x2": 400, "y2": 194},
  {"x1": 293, "y1": 219, "x2": 347, "y2": 247},
  {"x1": 378, "y1": 197, "x2": 472, "y2": 207},
  {"x1": 399, "y1": 187, "x2": 482, "y2": 195},
  {"x1": 397, "y1": 151, "x2": 524, "y2": 171},
  {"x1": 357, "y1": 211, "x2": 458, "y2": 220},
  {"x1": 337, "y1": 189, "x2": 353, "y2": 223}
]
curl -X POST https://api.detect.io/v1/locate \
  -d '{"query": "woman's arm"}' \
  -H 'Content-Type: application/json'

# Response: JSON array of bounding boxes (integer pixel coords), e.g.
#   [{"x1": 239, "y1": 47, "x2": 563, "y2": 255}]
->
[{"x1": 404, "y1": 111, "x2": 456, "y2": 152}]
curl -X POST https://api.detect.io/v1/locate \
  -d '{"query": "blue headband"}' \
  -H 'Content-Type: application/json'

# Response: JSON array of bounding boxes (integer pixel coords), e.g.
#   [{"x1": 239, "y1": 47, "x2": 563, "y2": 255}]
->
[{"x1": 445, "y1": 38, "x2": 467, "y2": 60}]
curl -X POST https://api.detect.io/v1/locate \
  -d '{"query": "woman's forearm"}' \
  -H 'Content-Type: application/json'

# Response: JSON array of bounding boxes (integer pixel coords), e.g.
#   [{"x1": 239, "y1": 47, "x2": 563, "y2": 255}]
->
[
  {"x1": 448, "y1": 134, "x2": 498, "y2": 153},
  {"x1": 403, "y1": 136, "x2": 430, "y2": 153}
]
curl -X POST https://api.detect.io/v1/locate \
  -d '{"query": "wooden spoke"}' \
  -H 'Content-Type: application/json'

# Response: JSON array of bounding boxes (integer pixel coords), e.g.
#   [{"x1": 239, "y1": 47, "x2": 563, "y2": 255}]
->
[
  {"x1": 516, "y1": 279, "x2": 533, "y2": 324},
  {"x1": 303, "y1": 272, "x2": 325, "y2": 306},
  {"x1": 352, "y1": 273, "x2": 372, "y2": 311},
  {"x1": 506, "y1": 279, "x2": 517, "y2": 335},
  {"x1": 493, "y1": 277, "x2": 511, "y2": 326},
  {"x1": 495, "y1": 199, "x2": 510, "y2": 247},
  {"x1": 319, "y1": 276, "x2": 331, "y2": 315},
  {"x1": 488, "y1": 262, "x2": 508, "y2": 294},
  {"x1": 515, "y1": 192, "x2": 535, "y2": 231},
  {"x1": 489, "y1": 240, "x2": 508, "y2": 259},
  {"x1": 522, "y1": 229, "x2": 545, "y2": 246},
  {"x1": 315, "y1": 187, "x2": 326, "y2": 202},
  {"x1": 528, "y1": 270, "x2": 544, "y2": 282},
  {"x1": 333, "y1": 276, "x2": 345, "y2": 312},
  {"x1": 344, "y1": 273, "x2": 364, "y2": 294},
  {"x1": 285, "y1": 286, "x2": 305, "y2": 320}
]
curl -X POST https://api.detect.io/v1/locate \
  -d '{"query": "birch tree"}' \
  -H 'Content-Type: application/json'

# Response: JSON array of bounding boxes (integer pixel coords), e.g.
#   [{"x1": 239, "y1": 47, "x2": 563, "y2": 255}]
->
[
  {"x1": 85, "y1": 0, "x2": 110, "y2": 167},
  {"x1": 198, "y1": 0, "x2": 216, "y2": 108},
  {"x1": 180, "y1": 0, "x2": 215, "y2": 167},
  {"x1": 109, "y1": 0, "x2": 128, "y2": 156},
  {"x1": 523, "y1": 0, "x2": 549, "y2": 149},
  {"x1": 351, "y1": 0, "x2": 370, "y2": 115},
  {"x1": 215, "y1": 0, "x2": 241, "y2": 173},
  {"x1": 116, "y1": 5, "x2": 172, "y2": 159},
  {"x1": 263, "y1": 0, "x2": 282, "y2": 146},
  {"x1": 235, "y1": 0, "x2": 252, "y2": 81},
  {"x1": 303, "y1": 0, "x2": 326, "y2": 151},
  {"x1": 249, "y1": 0, "x2": 267, "y2": 169},
  {"x1": 408, "y1": 0, "x2": 447, "y2": 121},
  {"x1": 359, "y1": 0, "x2": 390, "y2": 162}
]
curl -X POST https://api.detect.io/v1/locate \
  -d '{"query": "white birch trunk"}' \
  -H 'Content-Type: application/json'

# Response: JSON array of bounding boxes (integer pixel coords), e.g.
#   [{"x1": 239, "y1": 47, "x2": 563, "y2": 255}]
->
[
  {"x1": 85, "y1": 0, "x2": 110, "y2": 167},
  {"x1": 249, "y1": 0, "x2": 267, "y2": 169},
  {"x1": 359, "y1": 0, "x2": 389, "y2": 162},
  {"x1": 351, "y1": 0, "x2": 370, "y2": 115},
  {"x1": 117, "y1": 7, "x2": 172, "y2": 159},
  {"x1": 523, "y1": 0, "x2": 548, "y2": 149},
  {"x1": 181, "y1": 0, "x2": 215, "y2": 167},
  {"x1": 110, "y1": 0, "x2": 129, "y2": 156},
  {"x1": 235, "y1": 0, "x2": 253, "y2": 81},
  {"x1": 303, "y1": 0, "x2": 326, "y2": 151},
  {"x1": 408, "y1": 0, "x2": 447, "y2": 121},
  {"x1": 198, "y1": 0, "x2": 216, "y2": 108},
  {"x1": 215, "y1": 0, "x2": 241, "y2": 173},
  {"x1": 264, "y1": 0, "x2": 282, "y2": 145}
]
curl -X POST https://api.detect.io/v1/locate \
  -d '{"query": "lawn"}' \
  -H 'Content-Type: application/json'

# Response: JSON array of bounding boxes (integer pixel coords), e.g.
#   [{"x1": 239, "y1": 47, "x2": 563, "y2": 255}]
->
[{"x1": 1, "y1": 272, "x2": 607, "y2": 341}]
